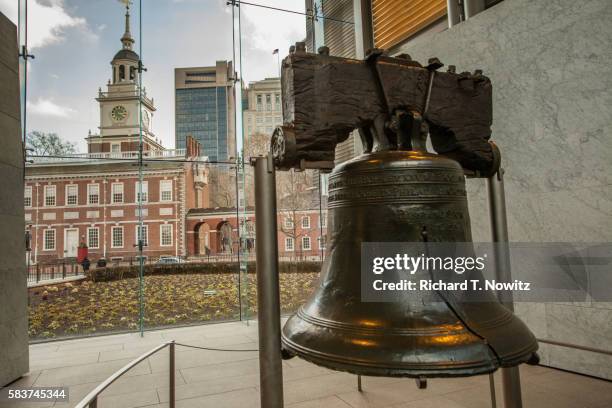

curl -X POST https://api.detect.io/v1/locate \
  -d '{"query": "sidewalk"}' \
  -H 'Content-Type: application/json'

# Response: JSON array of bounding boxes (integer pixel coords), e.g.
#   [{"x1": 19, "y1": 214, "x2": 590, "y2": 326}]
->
[{"x1": 4, "y1": 321, "x2": 612, "y2": 408}]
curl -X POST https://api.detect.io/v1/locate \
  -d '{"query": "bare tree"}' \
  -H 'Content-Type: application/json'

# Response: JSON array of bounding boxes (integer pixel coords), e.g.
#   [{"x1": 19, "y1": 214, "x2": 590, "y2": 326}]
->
[
  {"x1": 26, "y1": 131, "x2": 77, "y2": 156},
  {"x1": 208, "y1": 166, "x2": 236, "y2": 208}
]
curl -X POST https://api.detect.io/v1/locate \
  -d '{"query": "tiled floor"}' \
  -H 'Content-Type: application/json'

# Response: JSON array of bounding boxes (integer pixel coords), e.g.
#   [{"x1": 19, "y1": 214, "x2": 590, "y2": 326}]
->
[{"x1": 3, "y1": 321, "x2": 612, "y2": 408}]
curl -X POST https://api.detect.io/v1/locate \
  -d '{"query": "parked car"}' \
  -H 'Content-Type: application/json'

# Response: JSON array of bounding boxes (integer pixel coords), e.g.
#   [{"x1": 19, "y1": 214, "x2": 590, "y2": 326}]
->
[{"x1": 156, "y1": 256, "x2": 185, "y2": 265}]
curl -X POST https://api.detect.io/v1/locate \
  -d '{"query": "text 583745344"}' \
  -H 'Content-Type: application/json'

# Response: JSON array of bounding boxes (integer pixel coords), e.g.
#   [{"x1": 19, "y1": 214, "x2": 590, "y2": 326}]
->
[{"x1": 0, "y1": 387, "x2": 69, "y2": 402}]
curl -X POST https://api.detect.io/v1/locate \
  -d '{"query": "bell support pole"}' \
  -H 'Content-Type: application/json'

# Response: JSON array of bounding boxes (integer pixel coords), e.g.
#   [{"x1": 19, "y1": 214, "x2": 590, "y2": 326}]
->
[
  {"x1": 252, "y1": 153, "x2": 284, "y2": 408},
  {"x1": 486, "y1": 144, "x2": 524, "y2": 408}
]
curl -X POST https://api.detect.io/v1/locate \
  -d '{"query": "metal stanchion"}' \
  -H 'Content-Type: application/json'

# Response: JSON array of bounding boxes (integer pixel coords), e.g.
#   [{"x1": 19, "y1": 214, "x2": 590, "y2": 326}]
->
[
  {"x1": 169, "y1": 340, "x2": 176, "y2": 408},
  {"x1": 253, "y1": 154, "x2": 284, "y2": 408},
  {"x1": 447, "y1": 0, "x2": 461, "y2": 27},
  {"x1": 488, "y1": 373, "x2": 497, "y2": 408},
  {"x1": 487, "y1": 165, "x2": 523, "y2": 408}
]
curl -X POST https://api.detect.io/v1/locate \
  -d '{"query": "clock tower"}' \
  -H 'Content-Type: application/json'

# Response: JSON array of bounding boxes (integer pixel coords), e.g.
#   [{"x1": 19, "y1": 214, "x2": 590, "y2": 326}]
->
[{"x1": 88, "y1": 1, "x2": 161, "y2": 153}]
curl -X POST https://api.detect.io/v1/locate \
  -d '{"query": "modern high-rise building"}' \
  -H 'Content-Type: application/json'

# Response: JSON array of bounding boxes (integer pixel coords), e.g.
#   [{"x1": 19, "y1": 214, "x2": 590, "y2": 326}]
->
[
  {"x1": 174, "y1": 62, "x2": 235, "y2": 162},
  {"x1": 242, "y1": 77, "x2": 282, "y2": 140}
]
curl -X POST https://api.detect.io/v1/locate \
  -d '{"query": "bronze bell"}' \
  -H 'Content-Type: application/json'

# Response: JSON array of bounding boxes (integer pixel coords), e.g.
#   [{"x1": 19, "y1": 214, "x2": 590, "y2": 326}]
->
[{"x1": 281, "y1": 150, "x2": 538, "y2": 377}]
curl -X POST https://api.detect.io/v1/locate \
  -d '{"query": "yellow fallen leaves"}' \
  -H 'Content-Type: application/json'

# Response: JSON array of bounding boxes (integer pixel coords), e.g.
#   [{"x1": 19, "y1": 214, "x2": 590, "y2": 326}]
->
[{"x1": 28, "y1": 272, "x2": 319, "y2": 340}]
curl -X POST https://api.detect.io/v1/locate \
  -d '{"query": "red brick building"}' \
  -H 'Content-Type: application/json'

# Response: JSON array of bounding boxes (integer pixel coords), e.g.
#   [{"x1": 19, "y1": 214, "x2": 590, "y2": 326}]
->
[
  {"x1": 24, "y1": 10, "x2": 211, "y2": 265},
  {"x1": 24, "y1": 9, "x2": 327, "y2": 265},
  {"x1": 25, "y1": 138, "x2": 208, "y2": 264},
  {"x1": 186, "y1": 207, "x2": 328, "y2": 261}
]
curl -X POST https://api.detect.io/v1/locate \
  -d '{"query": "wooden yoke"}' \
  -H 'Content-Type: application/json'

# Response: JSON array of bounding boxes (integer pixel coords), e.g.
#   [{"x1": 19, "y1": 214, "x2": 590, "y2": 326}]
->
[{"x1": 271, "y1": 43, "x2": 498, "y2": 177}]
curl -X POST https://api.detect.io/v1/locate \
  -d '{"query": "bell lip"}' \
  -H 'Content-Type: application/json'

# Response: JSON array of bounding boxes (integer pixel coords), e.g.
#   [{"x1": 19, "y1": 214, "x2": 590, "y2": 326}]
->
[
  {"x1": 281, "y1": 334, "x2": 501, "y2": 378},
  {"x1": 281, "y1": 333, "x2": 537, "y2": 378}
]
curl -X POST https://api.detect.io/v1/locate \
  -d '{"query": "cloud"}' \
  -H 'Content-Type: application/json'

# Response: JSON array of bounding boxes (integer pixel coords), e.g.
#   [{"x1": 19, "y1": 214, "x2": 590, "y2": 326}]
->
[
  {"x1": 0, "y1": 0, "x2": 18, "y2": 23},
  {"x1": 240, "y1": 0, "x2": 305, "y2": 53},
  {"x1": 27, "y1": 97, "x2": 76, "y2": 118},
  {"x1": 0, "y1": 0, "x2": 97, "y2": 49}
]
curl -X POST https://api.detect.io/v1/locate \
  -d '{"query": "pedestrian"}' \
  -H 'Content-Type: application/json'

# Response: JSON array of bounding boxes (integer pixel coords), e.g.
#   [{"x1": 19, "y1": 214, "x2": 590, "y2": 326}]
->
[{"x1": 82, "y1": 257, "x2": 91, "y2": 273}]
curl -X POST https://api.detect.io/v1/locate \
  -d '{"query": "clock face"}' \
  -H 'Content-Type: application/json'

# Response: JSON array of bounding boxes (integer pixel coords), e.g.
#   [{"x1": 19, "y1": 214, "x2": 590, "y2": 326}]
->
[{"x1": 111, "y1": 105, "x2": 128, "y2": 122}]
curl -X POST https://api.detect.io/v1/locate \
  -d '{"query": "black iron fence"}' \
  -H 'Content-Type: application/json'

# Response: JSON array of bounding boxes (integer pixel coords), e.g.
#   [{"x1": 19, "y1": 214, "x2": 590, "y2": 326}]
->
[{"x1": 27, "y1": 260, "x2": 85, "y2": 285}]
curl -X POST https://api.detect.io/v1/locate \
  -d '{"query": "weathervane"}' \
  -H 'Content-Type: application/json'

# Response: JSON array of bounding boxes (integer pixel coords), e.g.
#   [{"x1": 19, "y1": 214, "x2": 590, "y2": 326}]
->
[{"x1": 119, "y1": 0, "x2": 132, "y2": 10}]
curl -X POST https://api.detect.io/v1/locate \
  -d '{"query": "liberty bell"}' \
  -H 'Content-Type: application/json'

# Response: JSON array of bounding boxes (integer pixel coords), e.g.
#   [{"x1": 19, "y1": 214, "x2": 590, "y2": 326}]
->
[{"x1": 271, "y1": 46, "x2": 538, "y2": 378}]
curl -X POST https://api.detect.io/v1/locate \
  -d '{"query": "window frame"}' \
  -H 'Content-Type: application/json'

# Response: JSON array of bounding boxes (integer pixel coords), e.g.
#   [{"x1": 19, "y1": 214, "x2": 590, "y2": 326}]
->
[
  {"x1": 87, "y1": 227, "x2": 100, "y2": 249},
  {"x1": 136, "y1": 180, "x2": 148, "y2": 203},
  {"x1": 88, "y1": 183, "x2": 100, "y2": 205},
  {"x1": 136, "y1": 224, "x2": 148, "y2": 247},
  {"x1": 285, "y1": 236, "x2": 294, "y2": 252},
  {"x1": 284, "y1": 217, "x2": 294, "y2": 229},
  {"x1": 43, "y1": 229, "x2": 56, "y2": 251},
  {"x1": 160, "y1": 224, "x2": 173, "y2": 247},
  {"x1": 24, "y1": 185, "x2": 32, "y2": 207},
  {"x1": 111, "y1": 226, "x2": 124, "y2": 248},
  {"x1": 302, "y1": 236, "x2": 311, "y2": 251},
  {"x1": 302, "y1": 216, "x2": 310, "y2": 229},
  {"x1": 66, "y1": 184, "x2": 78, "y2": 206},
  {"x1": 160, "y1": 180, "x2": 173, "y2": 202},
  {"x1": 111, "y1": 182, "x2": 124, "y2": 204},
  {"x1": 44, "y1": 185, "x2": 56, "y2": 207},
  {"x1": 318, "y1": 235, "x2": 326, "y2": 250}
]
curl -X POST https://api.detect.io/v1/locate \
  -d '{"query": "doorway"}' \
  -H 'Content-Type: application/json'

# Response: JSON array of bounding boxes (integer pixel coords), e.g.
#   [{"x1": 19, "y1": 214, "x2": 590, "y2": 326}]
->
[{"x1": 64, "y1": 228, "x2": 79, "y2": 258}]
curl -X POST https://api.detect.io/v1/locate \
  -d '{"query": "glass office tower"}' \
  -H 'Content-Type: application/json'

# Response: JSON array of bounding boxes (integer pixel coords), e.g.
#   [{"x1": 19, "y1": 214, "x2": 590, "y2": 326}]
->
[{"x1": 175, "y1": 62, "x2": 235, "y2": 162}]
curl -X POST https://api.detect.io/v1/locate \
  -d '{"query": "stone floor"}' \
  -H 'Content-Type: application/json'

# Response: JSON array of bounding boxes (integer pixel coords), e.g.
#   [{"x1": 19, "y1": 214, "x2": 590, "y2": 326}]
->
[{"x1": 3, "y1": 321, "x2": 612, "y2": 408}]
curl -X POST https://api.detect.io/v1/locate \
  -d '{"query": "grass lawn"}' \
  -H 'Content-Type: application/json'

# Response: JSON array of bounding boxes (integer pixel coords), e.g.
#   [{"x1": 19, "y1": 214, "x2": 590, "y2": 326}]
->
[{"x1": 28, "y1": 272, "x2": 319, "y2": 340}]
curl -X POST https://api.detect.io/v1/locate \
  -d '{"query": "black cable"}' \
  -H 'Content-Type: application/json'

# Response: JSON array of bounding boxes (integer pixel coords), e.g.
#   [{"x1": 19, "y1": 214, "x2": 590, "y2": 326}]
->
[
  {"x1": 227, "y1": 0, "x2": 354, "y2": 25},
  {"x1": 175, "y1": 342, "x2": 258, "y2": 352}
]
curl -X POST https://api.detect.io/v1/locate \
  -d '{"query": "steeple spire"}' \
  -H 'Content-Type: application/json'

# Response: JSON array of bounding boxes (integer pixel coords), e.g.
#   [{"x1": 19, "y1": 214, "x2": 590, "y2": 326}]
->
[{"x1": 120, "y1": 0, "x2": 134, "y2": 50}]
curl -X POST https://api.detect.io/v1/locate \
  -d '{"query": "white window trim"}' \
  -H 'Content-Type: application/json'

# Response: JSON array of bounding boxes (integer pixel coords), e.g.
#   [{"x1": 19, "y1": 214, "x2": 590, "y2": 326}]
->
[
  {"x1": 65, "y1": 184, "x2": 78, "y2": 206},
  {"x1": 136, "y1": 224, "x2": 149, "y2": 247},
  {"x1": 111, "y1": 143, "x2": 121, "y2": 153},
  {"x1": 87, "y1": 227, "x2": 100, "y2": 249},
  {"x1": 88, "y1": 183, "x2": 100, "y2": 205},
  {"x1": 24, "y1": 186, "x2": 32, "y2": 207},
  {"x1": 284, "y1": 217, "x2": 294, "y2": 229},
  {"x1": 44, "y1": 185, "x2": 56, "y2": 207},
  {"x1": 318, "y1": 235, "x2": 326, "y2": 250},
  {"x1": 160, "y1": 224, "x2": 173, "y2": 247},
  {"x1": 111, "y1": 182, "x2": 124, "y2": 204},
  {"x1": 136, "y1": 181, "x2": 149, "y2": 203},
  {"x1": 302, "y1": 216, "x2": 310, "y2": 229},
  {"x1": 43, "y1": 229, "x2": 56, "y2": 251},
  {"x1": 160, "y1": 180, "x2": 173, "y2": 202},
  {"x1": 302, "y1": 236, "x2": 311, "y2": 251},
  {"x1": 111, "y1": 226, "x2": 124, "y2": 248},
  {"x1": 285, "y1": 237, "x2": 294, "y2": 252}
]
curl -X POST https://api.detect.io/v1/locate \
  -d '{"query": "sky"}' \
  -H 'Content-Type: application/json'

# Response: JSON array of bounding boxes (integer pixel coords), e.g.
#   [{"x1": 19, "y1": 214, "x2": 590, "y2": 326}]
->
[{"x1": 0, "y1": 0, "x2": 307, "y2": 152}]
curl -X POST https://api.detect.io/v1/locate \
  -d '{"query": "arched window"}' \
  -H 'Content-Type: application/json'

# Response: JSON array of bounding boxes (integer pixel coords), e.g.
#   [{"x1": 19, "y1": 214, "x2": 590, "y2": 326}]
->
[
  {"x1": 119, "y1": 65, "x2": 125, "y2": 81},
  {"x1": 130, "y1": 66, "x2": 135, "y2": 81},
  {"x1": 219, "y1": 222, "x2": 233, "y2": 254},
  {"x1": 113, "y1": 66, "x2": 116, "y2": 83}
]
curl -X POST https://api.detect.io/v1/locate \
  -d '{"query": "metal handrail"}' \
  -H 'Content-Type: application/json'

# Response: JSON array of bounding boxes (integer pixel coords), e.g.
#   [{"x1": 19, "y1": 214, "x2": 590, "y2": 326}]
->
[
  {"x1": 75, "y1": 340, "x2": 175, "y2": 408},
  {"x1": 537, "y1": 338, "x2": 612, "y2": 357}
]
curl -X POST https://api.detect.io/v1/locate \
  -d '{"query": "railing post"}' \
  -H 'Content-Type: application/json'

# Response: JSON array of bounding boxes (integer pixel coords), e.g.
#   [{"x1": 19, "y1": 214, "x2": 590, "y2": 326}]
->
[
  {"x1": 36, "y1": 263, "x2": 40, "y2": 283},
  {"x1": 487, "y1": 166, "x2": 523, "y2": 408},
  {"x1": 253, "y1": 154, "x2": 284, "y2": 408},
  {"x1": 62, "y1": 260, "x2": 66, "y2": 279},
  {"x1": 169, "y1": 341, "x2": 176, "y2": 408}
]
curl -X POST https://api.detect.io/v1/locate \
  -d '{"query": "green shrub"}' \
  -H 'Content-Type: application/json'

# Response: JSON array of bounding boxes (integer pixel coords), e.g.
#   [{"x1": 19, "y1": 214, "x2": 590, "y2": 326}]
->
[{"x1": 87, "y1": 261, "x2": 322, "y2": 282}]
